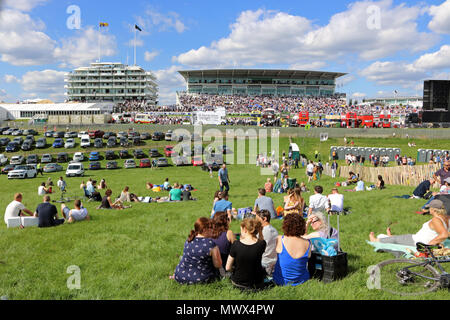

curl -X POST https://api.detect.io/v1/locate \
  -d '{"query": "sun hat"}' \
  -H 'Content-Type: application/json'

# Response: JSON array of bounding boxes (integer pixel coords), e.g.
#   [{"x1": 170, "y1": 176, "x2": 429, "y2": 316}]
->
[{"x1": 424, "y1": 199, "x2": 445, "y2": 210}]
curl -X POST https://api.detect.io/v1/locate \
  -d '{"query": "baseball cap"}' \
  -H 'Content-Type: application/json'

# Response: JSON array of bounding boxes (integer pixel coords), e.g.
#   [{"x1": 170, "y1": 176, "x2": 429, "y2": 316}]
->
[{"x1": 424, "y1": 199, "x2": 445, "y2": 210}]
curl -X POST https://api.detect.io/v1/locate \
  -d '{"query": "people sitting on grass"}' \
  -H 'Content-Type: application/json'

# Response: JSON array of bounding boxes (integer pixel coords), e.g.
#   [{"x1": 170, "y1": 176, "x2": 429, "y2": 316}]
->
[
  {"x1": 327, "y1": 188, "x2": 344, "y2": 213},
  {"x1": 255, "y1": 210, "x2": 279, "y2": 276},
  {"x1": 4, "y1": 193, "x2": 34, "y2": 225},
  {"x1": 34, "y1": 195, "x2": 64, "y2": 228},
  {"x1": 284, "y1": 188, "x2": 304, "y2": 216},
  {"x1": 254, "y1": 188, "x2": 277, "y2": 219},
  {"x1": 80, "y1": 181, "x2": 86, "y2": 190},
  {"x1": 172, "y1": 217, "x2": 222, "y2": 285},
  {"x1": 98, "y1": 179, "x2": 107, "y2": 190},
  {"x1": 433, "y1": 160, "x2": 450, "y2": 186},
  {"x1": 308, "y1": 186, "x2": 330, "y2": 216},
  {"x1": 211, "y1": 211, "x2": 236, "y2": 269},
  {"x1": 369, "y1": 199, "x2": 450, "y2": 246},
  {"x1": 100, "y1": 189, "x2": 125, "y2": 210},
  {"x1": 212, "y1": 191, "x2": 232, "y2": 219},
  {"x1": 265, "y1": 178, "x2": 273, "y2": 193},
  {"x1": 119, "y1": 186, "x2": 141, "y2": 203},
  {"x1": 347, "y1": 172, "x2": 358, "y2": 185},
  {"x1": 86, "y1": 180, "x2": 102, "y2": 202},
  {"x1": 355, "y1": 179, "x2": 365, "y2": 192},
  {"x1": 226, "y1": 218, "x2": 267, "y2": 291},
  {"x1": 411, "y1": 178, "x2": 435, "y2": 199},
  {"x1": 61, "y1": 200, "x2": 90, "y2": 223},
  {"x1": 303, "y1": 211, "x2": 338, "y2": 240},
  {"x1": 169, "y1": 183, "x2": 182, "y2": 201},
  {"x1": 163, "y1": 178, "x2": 171, "y2": 191},
  {"x1": 377, "y1": 175, "x2": 385, "y2": 190},
  {"x1": 272, "y1": 213, "x2": 311, "y2": 286},
  {"x1": 38, "y1": 182, "x2": 51, "y2": 196}
]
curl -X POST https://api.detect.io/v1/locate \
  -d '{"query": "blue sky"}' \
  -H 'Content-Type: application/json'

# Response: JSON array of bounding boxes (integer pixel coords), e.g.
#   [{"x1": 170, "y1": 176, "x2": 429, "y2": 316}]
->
[{"x1": 0, "y1": 0, "x2": 450, "y2": 104}]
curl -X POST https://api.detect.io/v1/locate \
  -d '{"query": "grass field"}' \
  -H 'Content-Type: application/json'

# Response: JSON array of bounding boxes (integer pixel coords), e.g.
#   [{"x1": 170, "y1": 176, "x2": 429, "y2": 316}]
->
[{"x1": 0, "y1": 132, "x2": 449, "y2": 300}]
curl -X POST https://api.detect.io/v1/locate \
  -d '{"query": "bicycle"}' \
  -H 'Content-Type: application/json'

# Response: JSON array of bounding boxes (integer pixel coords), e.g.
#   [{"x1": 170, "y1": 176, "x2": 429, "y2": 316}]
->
[{"x1": 374, "y1": 242, "x2": 450, "y2": 296}]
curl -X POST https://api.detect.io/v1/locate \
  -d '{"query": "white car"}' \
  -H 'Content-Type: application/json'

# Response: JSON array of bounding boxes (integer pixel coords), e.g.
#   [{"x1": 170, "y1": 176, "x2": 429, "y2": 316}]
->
[
  {"x1": 0, "y1": 154, "x2": 8, "y2": 165},
  {"x1": 66, "y1": 162, "x2": 84, "y2": 177},
  {"x1": 80, "y1": 135, "x2": 91, "y2": 148},
  {"x1": 65, "y1": 138, "x2": 76, "y2": 148},
  {"x1": 78, "y1": 131, "x2": 88, "y2": 139},
  {"x1": 8, "y1": 165, "x2": 37, "y2": 179},
  {"x1": 73, "y1": 152, "x2": 84, "y2": 162},
  {"x1": 124, "y1": 159, "x2": 136, "y2": 169},
  {"x1": 10, "y1": 156, "x2": 25, "y2": 165}
]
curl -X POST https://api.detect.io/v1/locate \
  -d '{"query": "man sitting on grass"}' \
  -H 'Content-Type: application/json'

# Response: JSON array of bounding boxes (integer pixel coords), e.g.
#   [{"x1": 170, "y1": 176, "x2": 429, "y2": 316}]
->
[
  {"x1": 4, "y1": 193, "x2": 34, "y2": 225},
  {"x1": 212, "y1": 192, "x2": 232, "y2": 219},
  {"x1": 61, "y1": 200, "x2": 90, "y2": 223},
  {"x1": 34, "y1": 195, "x2": 64, "y2": 228},
  {"x1": 411, "y1": 178, "x2": 435, "y2": 199},
  {"x1": 308, "y1": 186, "x2": 330, "y2": 216}
]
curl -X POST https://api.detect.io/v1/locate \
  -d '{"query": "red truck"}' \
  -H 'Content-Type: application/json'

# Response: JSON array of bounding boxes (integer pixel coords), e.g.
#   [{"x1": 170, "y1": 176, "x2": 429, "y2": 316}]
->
[{"x1": 297, "y1": 111, "x2": 309, "y2": 126}]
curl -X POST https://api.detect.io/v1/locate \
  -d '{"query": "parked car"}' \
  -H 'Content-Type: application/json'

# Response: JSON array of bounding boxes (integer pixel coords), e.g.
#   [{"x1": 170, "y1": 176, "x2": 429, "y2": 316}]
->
[
  {"x1": 119, "y1": 150, "x2": 129, "y2": 159},
  {"x1": 152, "y1": 158, "x2": 169, "y2": 167},
  {"x1": 89, "y1": 152, "x2": 100, "y2": 161},
  {"x1": 64, "y1": 138, "x2": 76, "y2": 149},
  {"x1": 36, "y1": 138, "x2": 47, "y2": 149},
  {"x1": 21, "y1": 141, "x2": 33, "y2": 151},
  {"x1": 140, "y1": 132, "x2": 151, "y2": 140},
  {"x1": 11, "y1": 129, "x2": 23, "y2": 136},
  {"x1": 105, "y1": 151, "x2": 116, "y2": 160},
  {"x1": 53, "y1": 138, "x2": 64, "y2": 148},
  {"x1": 106, "y1": 161, "x2": 118, "y2": 170},
  {"x1": 26, "y1": 154, "x2": 39, "y2": 164},
  {"x1": 117, "y1": 131, "x2": 127, "y2": 139},
  {"x1": 89, "y1": 161, "x2": 101, "y2": 170},
  {"x1": 103, "y1": 132, "x2": 117, "y2": 139},
  {"x1": 44, "y1": 130, "x2": 55, "y2": 137},
  {"x1": 57, "y1": 153, "x2": 69, "y2": 163},
  {"x1": 140, "y1": 158, "x2": 152, "y2": 168},
  {"x1": 0, "y1": 154, "x2": 8, "y2": 165},
  {"x1": 164, "y1": 146, "x2": 175, "y2": 157},
  {"x1": 124, "y1": 159, "x2": 136, "y2": 169},
  {"x1": 10, "y1": 155, "x2": 25, "y2": 165},
  {"x1": 41, "y1": 154, "x2": 53, "y2": 163},
  {"x1": 64, "y1": 131, "x2": 78, "y2": 138},
  {"x1": 107, "y1": 137, "x2": 117, "y2": 147},
  {"x1": 3, "y1": 128, "x2": 15, "y2": 135},
  {"x1": 77, "y1": 131, "x2": 88, "y2": 138},
  {"x1": 73, "y1": 152, "x2": 84, "y2": 162},
  {"x1": 93, "y1": 138, "x2": 103, "y2": 148},
  {"x1": 8, "y1": 165, "x2": 37, "y2": 179},
  {"x1": 0, "y1": 126, "x2": 10, "y2": 134},
  {"x1": 12, "y1": 137, "x2": 23, "y2": 145},
  {"x1": 43, "y1": 163, "x2": 63, "y2": 173},
  {"x1": 66, "y1": 163, "x2": 84, "y2": 177},
  {"x1": 192, "y1": 156, "x2": 204, "y2": 167},
  {"x1": 0, "y1": 138, "x2": 11, "y2": 146},
  {"x1": 88, "y1": 130, "x2": 105, "y2": 139},
  {"x1": 133, "y1": 149, "x2": 146, "y2": 159},
  {"x1": 150, "y1": 149, "x2": 160, "y2": 158},
  {"x1": 6, "y1": 142, "x2": 19, "y2": 153},
  {"x1": 119, "y1": 137, "x2": 129, "y2": 147},
  {"x1": 132, "y1": 137, "x2": 141, "y2": 146},
  {"x1": 24, "y1": 129, "x2": 38, "y2": 136},
  {"x1": 80, "y1": 135, "x2": 91, "y2": 148},
  {"x1": 152, "y1": 132, "x2": 164, "y2": 141},
  {"x1": 53, "y1": 131, "x2": 65, "y2": 138},
  {"x1": 172, "y1": 155, "x2": 190, "y2": 167},
  {"x1": 25, "y1": 135, "x2": 35, "y2": 144},
  {"x1": 2, "y1": 164, "x2": 15, "y2": 174},
  {"x1": 128, "y1": 131, "x2": 139, "y2": 139}
]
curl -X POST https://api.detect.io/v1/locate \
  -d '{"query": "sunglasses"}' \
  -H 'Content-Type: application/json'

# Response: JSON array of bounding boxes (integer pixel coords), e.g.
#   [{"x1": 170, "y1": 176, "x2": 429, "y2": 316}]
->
[{"x1": 311, "y1": 219, "x2": 320, "y2": 224}]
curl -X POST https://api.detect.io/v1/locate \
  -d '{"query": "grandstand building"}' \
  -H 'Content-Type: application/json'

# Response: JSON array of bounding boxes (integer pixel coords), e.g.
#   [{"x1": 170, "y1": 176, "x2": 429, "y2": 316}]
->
[
  {"x1": 363, "y1": 96, "x2": 423, "y2": 107},
  {"x1": 177, "y1": 69, "x2": 346, "y2": 98},
  {"x1": 65, "y1": 62, "x2": 158, "y2": 105}
]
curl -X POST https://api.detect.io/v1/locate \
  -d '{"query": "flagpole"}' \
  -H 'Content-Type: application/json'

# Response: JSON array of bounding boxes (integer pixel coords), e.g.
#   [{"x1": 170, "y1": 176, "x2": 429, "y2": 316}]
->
[
  {"x1": 134, "y1": 27, "x2": 137, "y2": 66},
  {"x1": 98, "y1": 23, "x2": 101, "y2": 62}
]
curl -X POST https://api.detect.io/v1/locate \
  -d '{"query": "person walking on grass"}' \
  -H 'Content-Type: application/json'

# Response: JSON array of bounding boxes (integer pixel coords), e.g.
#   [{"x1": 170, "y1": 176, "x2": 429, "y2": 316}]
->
[{"x1": 218, "y1": 164, "x2": 230, "y2": 192}]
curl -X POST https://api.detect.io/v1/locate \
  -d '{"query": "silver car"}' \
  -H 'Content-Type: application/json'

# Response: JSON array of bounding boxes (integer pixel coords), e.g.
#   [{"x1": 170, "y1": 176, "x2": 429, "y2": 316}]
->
[
  {"x1": 65, "y1": 138, "x2": 76, "y2": 149},
  {"x1": 43, "y1": 163, "x2": 63, "y2": 173},
  {"x1": 124, "y1": 159, "x2": 136, "y2": 169},
  {"x1": 41, "y1": 154, "x2": 53, "y2": 163},
  {"x1": 10, "y1": 155, "x2": 25, "y2": 165}
]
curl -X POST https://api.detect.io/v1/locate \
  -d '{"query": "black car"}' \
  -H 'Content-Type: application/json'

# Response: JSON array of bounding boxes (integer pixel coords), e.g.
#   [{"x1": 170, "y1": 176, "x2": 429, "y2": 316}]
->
[
  {"x1": 94, "y1": 138, "x2": 103, "y2": 148},
  {"x1": 119, "y1": 137, "x2": 129, "y2": 147},
  {"x1": 106, "y1": 161, "x2": 118, "y2": 170},
  {"x1": 133, "y1": 149, "x2": 146, "y2": 159},
  {"x1": 36, "y1": 138, "x2": 46, "y2": 149},
  {"x1": 6, "y1": 142, "x2": 19, "y2": 152},
  {"x1": 150, "y1": 149, "x2": 160, "y2": 158},
  {"x1": 105, "y1": 151, "x2": 116, "y2": 160},
  {"x1": 0, "y1": 138, "x2": 11, "y2": 146},
  {"x1": 152, "y1": 132, "x2": 165, "y2": 141},
  {"x1": 0, "y1": 127, "x2": 10, "y2": 134},
  {"x1": 132, "y1": 137, "x2": 141, "y2": 146},
  {"x1": 53, "y1": 131, "x2": 65, "y2": 138},
  {"x1": 119, "y1": 150, "x2": 129, "y2": 159},
  {"x1": 107, "y1": 137, "x2": 117, "y2": 147},
  {"x1": 140, "y1": 132, "x2": 151, "y2": 140},
  {"x1": 103, "y1": 132, "x2": 117, "y2": 140},
  {"x1": 21, "y1": 141, "x2": 33, "y2": 151},
  {"x1": 23, "y1": 129, "x2": 38, "y2": 136},
  {"x1": 26, "y1": 154, "x2": 39, "y2": 164},
  {"x1": 57, "y1": 153, "x2": 69, "y2": 163}
]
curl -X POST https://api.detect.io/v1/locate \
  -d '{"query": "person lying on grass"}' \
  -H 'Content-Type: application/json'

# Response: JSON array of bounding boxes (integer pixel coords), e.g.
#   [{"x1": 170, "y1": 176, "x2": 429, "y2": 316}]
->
[
  {"x1": 171, "y1": 217, "x2": 222, "y2": 284},
  {"x1": 61, "y1": 200, "x2": 90, "y2": 223},
  {"x1": 369, "y1": 199, "x2": 450, "y2": 247}
]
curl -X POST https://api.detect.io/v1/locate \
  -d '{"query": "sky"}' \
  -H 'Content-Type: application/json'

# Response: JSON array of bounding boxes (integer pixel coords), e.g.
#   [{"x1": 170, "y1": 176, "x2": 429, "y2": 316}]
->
[{"x1": 0, "y1": 0, "x2": 450, "y2": 105}]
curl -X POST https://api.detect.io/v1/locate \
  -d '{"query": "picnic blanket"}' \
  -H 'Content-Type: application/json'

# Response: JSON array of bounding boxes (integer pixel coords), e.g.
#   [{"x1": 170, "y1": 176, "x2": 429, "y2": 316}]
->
[{"x1": 367, "y1": 239, "x2": 450, "y2": 259}]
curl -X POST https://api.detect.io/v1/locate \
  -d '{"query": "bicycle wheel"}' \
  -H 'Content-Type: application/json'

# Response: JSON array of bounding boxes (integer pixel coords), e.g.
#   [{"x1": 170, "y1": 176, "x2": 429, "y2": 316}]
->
[{"x1": 376, "y1": 259, "x2": 441, "y2": 296}]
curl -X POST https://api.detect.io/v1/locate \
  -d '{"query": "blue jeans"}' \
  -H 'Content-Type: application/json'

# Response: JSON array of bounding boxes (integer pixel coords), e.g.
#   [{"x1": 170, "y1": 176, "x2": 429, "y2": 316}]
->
[
  {"x1": 220, "y1": 182, "x2": 230, "y2": 192},
  {"x1": 422, "y1": 196, "x2": 434, "y2": 210}
]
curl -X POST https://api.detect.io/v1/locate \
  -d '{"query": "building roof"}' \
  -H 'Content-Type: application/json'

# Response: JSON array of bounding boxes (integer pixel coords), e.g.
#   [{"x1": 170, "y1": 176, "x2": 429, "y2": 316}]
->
[
  {"x1": 0, "y1": 102, "x2": 114, "y2": 112},
  {"x1": 179, "y1": 69, "x2": 347, "y2": 80}
]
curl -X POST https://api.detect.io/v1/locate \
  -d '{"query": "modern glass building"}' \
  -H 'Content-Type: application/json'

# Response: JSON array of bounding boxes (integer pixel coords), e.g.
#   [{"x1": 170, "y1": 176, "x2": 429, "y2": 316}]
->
[
  {"x1": 65, "y1": 62, "x2": 158, "y2": 105},
  {"x1": 178, "y1": 69, "x2": 346, "y2": 97}
]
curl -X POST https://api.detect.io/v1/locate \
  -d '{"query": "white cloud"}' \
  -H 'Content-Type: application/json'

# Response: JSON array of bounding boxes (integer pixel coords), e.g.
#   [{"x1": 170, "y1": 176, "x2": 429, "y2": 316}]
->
[
  {"x1": 144, "y1": 51, "x2": 159, "y2": 62},
  {"x1": 360, "y1": 61, "x2": 428, "y2": 87},
  {"x1": 4, "y1": 74, "x2": 19, "y2": 83},
  {"x1": 20, "y1": 69, "x2": 67, "y2": 102},
  {"x1": 289, "y1": 61, "x2": 327, "y2": 70},
  {"x1": 336, "y1": 74, "x2": 356, "y2": 87},
  {"x1": 153, "y1": 65, "x2": 185, "y2": 105},
  {"x1": 0, "y1": 8, "x2": 56, "y2": 66},
  {"x1": 54, "y1": 26, "x2": 117, "y2": 68},
  {"x1": 145, "y1": 9, "x2": 187, "y2": 33},
  {"x1": 428, "y1": 0, "x2": 450, "y2": 34},
  {"x1": 413, "y1": 45, "x2": 450, "y2": 70},
  {"x1": 3, "y1": 0, "x2": 48, "y2": 11},
  {"x1": 175, "y1": 1, "x2": 436, "y2": 68},
  {"x1": 352, "y1": 92, "x2": 366, "y2": 98}
]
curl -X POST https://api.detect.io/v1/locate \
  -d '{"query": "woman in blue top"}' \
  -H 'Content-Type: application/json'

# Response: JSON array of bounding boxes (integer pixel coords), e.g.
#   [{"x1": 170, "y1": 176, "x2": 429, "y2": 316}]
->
[
  {"x1": 172, "y1": 217, "x2": 222, "y2": 284},
  {"x1": 273, "y1": 214, "x2": 311, "y2": 286}
]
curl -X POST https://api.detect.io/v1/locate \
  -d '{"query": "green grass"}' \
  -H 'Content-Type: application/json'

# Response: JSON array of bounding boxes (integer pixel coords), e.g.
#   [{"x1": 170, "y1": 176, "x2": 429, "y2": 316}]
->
[{"x1": 0, "y1": 134, "x2": 449, "y2": 300}]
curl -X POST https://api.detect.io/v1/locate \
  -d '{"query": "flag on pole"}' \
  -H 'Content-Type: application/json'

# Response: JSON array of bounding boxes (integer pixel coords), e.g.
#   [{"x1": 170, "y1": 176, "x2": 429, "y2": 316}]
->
[
  {"x1": 100, "y1": 22, "x2": 109, "y2": 27},
  {"x1": 135, "y1": 24, "x2": 142, "y2": 32}
]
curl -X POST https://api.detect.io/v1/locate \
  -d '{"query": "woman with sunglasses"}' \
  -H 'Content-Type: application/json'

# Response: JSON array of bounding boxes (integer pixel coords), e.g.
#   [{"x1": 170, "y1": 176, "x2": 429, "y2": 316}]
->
[{"x1": 303, "y1": 211, "x2": 338, "y2": 240}]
